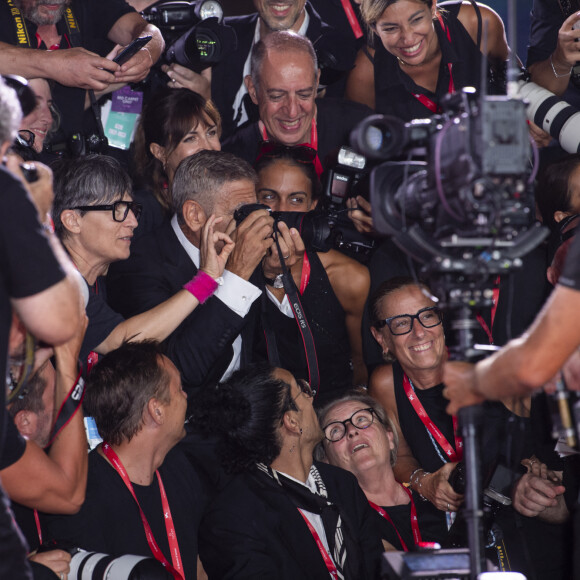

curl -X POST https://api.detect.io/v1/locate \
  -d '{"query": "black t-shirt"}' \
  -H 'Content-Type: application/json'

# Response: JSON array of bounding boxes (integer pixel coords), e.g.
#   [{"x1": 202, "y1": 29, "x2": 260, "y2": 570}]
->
[
  {"x1": 80, "y1": 277, "x2": 124, "y2": 366},
  {"x1": 43, "y1": 443, "x2": 207, "y2": 579},
  {"x1": 0, "y1": 0, "x2": 134, "y2": 139},
  {"x1": 0, "y1": 166, "x2": 64, "y2": 453}
]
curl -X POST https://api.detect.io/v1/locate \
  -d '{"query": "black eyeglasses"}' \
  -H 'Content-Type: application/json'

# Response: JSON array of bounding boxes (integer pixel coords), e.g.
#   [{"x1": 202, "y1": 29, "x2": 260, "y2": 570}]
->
[
  {"x1": 257, "y1": 143, "x2": 317, "y2": 165},
  {"x1": 294, "y1": 379, "x2": 316, "y2": 401},
  {"x1": 375, "y1": 306, "x2": 442, "y2": 336},
  {"x1": 73, "y1": 200, "x2": 143, "y2": 223},
  {"x1": 323, "y1": 408, "x2": 377, "y2": 442}
]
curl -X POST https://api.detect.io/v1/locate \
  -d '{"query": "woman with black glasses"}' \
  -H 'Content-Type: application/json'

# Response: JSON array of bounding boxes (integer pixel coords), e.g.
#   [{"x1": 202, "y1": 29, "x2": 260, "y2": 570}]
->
[
  {"x1": 51, "y1": 154, "x2": 234, "y2": 368},
  {"x1": 368, "y1": 276, "x2": 464, "y2": 515},
  {"x1": 317, "y1": 391, "x2": 448, "y2": 551}
]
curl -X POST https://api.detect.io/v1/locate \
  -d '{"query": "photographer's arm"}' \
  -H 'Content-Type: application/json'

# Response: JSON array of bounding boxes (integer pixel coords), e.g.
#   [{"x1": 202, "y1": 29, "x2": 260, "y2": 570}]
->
[{"x1": 1, "y1": 312, "x2": 89, "y2": 514}]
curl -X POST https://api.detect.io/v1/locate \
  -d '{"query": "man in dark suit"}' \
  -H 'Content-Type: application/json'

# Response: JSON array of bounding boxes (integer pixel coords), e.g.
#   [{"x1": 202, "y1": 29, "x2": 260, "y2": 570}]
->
[
  {"x1": 161, "y1": 0, "x2": 357, "y2": 139},
  {"x1": 107, "y1": 151, "x2": 278, "y2": 393}
]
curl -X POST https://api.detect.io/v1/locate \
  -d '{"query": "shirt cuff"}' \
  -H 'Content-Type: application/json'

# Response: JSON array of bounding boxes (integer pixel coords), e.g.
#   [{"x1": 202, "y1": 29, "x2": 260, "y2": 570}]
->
[{"x1": 215, "y1": 270, "x2": 261, "y2": 316}]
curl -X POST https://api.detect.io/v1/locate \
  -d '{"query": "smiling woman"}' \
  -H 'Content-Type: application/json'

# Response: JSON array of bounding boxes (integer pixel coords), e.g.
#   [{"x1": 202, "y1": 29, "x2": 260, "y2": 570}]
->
[
  {"x1": 346, "y1": 0, "x2": 510, "y2": 118},
  {"x1": 366, "y1": 277, "x2": 464, "y2": 515}
]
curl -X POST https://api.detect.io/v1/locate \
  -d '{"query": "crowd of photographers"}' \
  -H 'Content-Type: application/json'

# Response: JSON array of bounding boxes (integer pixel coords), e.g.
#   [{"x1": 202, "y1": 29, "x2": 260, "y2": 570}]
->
[{"x1": 2, "y1": 0, "x2": 580, "y2": 578}]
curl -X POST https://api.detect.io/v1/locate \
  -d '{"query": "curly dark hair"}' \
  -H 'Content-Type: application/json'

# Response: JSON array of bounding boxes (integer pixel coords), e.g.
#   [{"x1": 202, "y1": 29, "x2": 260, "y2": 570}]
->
[{"x1": 188, "y1": 364, "x2": 297, "y2": 473}]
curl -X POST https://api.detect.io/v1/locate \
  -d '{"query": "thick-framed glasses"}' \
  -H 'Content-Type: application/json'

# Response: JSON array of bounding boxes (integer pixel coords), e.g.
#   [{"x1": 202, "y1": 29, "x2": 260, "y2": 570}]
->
[
  {"x1": 294, "y1": 378, "x2": 316, "y2": 401},
  {"x1": 375, "y1": 306, "x2": 442, "y2": 336},
  {"x1": 73, "y1": 200, "x2": 143, "y2": 223},
  {"x1": 323, "y1": 408, "x2": 377, "y2": 442}
]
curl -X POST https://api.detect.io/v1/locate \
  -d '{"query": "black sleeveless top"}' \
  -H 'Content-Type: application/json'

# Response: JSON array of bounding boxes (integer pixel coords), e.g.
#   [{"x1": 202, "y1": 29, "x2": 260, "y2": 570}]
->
[
  {"x1": 393, "y1": 361, "x2": 456, "y2": 472},
  {"x1": 373, "y1": 2, "x2": 502, "y2": 121},
  {"x1": 258, "y1": 250, "x2": 353, "y2": 406},
  {"x1": 374, "y1": 492, "x2": 449, "y2": 550}
]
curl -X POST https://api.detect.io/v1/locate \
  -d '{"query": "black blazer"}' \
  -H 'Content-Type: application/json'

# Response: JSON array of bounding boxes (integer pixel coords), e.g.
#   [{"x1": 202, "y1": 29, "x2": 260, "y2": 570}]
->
[
  {"x1": 211, "y1": 2, "x2": 357, "y2": 139},
  {"x1": 199, "y1": 462, "x2": 383, "y2": 580},
  {"x1": 106, "y1": 220, "x2": 259, "y2": 392}
]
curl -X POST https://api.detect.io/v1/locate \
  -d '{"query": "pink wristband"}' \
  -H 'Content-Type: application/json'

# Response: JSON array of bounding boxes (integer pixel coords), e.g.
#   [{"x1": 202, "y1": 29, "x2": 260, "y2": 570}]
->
[{"x1": 183, "y1": 270, "x2": 218, "y2": 303}]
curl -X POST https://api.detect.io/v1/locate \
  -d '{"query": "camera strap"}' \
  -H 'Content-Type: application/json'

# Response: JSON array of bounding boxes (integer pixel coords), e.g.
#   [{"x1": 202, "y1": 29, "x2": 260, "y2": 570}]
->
[
  {"x1": 268, "y1": 234, "x2": 321, "y2": 393},
  {"x1": 368, "y1": 484, "x2": 422, "y2": 551},
  {"x1": 404, "y1": 374, "x2": 463, "y2": 462},
  {"x1": 101, "y1": 443, "x2": 184, "y2": 580}
]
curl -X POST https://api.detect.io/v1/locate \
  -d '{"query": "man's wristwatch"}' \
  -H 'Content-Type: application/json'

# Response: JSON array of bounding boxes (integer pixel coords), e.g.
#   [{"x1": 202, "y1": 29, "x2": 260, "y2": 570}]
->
[{"x1": 264, "y1": 273, "x2": 284, "y2": 288}]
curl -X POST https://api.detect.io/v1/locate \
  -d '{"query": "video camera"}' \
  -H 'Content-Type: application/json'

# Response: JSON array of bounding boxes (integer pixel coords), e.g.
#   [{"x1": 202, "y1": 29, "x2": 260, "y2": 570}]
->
[
  {"x1": 350, "y1": 87, "x2": 547, "y2": 324},
  {"x1": 142, "y1": 0, "x2": 236, "y2": 73}
]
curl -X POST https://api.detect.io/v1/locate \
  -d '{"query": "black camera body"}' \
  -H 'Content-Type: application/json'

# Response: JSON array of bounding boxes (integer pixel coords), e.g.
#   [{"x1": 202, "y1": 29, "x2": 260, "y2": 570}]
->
[{"x1": 142, "y1": 1, "x2": 237, "y2": 73}]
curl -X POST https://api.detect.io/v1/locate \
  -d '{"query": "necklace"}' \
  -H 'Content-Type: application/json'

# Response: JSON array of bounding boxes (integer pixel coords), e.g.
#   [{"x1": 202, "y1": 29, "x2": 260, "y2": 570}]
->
[{"x1": 397, "y1": 56, "x2": 421, "y2": 68}]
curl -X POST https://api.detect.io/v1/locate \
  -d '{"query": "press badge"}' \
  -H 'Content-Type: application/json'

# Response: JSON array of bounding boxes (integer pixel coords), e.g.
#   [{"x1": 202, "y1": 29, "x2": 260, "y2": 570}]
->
[{"x1": 103, "y1": 86, "x2": 144, "y2": 150}]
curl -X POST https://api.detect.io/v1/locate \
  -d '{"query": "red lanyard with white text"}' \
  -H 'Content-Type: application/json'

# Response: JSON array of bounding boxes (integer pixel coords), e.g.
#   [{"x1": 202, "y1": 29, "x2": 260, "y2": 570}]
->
[
  {"x1": 340, "y1": 0, "x2": 363, "y2": 39},
  {"x1": 368, "y1": 484, "x2": 421, "y2": 551},
  {"x1": 261, "y1": 119, "x2": 324, "y2": 177},
  {"x1": 298, "y1": 509, "x2": 339, "y2": 579},
  {"x1": 412, "y1": 13, "x2": 455, "y2": 114},
  {"x1": 403, "y1": 374, "x2": 463, "y2": 462},
  {"x1": 101, "y1": 443, "x2": 184, "y2": 579}
]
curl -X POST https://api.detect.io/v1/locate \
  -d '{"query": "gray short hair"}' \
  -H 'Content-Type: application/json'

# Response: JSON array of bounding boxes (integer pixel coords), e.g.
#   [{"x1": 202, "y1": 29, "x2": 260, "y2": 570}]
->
[
  {"x1": 250, "y1": 30, "x2": 318, "y2": 89},
  {"x1": 315, "y1": 390, "x2": 399, "y2": 466},
  {"x1": 0, "y1": 76, "x2": 23, "y2": 146},
  {"x1": 52, "y1": 155, "x2": 133, "y2": 239},
  {"x1": 171, "y1": 150, "x2": 257, "y2": 221}
]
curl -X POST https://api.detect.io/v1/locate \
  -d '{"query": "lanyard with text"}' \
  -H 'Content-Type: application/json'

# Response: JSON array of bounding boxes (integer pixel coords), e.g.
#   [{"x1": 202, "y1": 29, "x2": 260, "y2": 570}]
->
[
  {"x1": 403, "y1": 374, "x2": 462, "y2": 462},
  {"x1": 6, "y1": 0, "x2": 81, "y2": 48},
  {"x1": 33, "y1": 370, "x2": 85, "y2": 546},
  {"x1": 101, "y1": 443, "x2": 184, "y2": 579},
  {"x1": 298, "y1": 509, "x2": 339, "y2": 579},
  {"x1": 340, "y1": 0, "x2": 363, "y2": 39},
  {"x1": 368, "y1": 484, "x2": 421, "y2": 551},
  {"x1": 412, "y1": 13, "x2": 455, "y2": 114},
  {"x1": 261, "y1": 119, "x2": 324, "y2": 177}
]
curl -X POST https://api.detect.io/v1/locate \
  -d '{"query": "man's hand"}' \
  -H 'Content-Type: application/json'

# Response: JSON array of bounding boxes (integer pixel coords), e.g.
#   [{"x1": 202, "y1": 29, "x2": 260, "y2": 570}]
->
[
  {"x1": 45, "y1": 48, "x2": 119, "y2": 90},
  {"x1": 111, "y1": 44, "x2": 155, "y2": 85},
  {"x1": 443, "y1": 361, "x2": 486, "y2": 415},
  {"x1": 4, "y1": 155, "x2": 53, "y2": 224},
  {"x1": 346, "y1": 196, "x2": 374, "y2": 235},
  {"x1": 162, "y1": 63, "x2": 212, "y2": 100},
  {"x1": 262, "y1": 222, "x2": 305, "y2": 280},
  {"x1": 226, "y1": 209, "x2": 274, "y2": 280},
  {"x1": 512, "y1": 458, "x2": 567, "y2": 521},
  {"x1": 199, "y1": 215, "x2": 235, "y2": 279}
]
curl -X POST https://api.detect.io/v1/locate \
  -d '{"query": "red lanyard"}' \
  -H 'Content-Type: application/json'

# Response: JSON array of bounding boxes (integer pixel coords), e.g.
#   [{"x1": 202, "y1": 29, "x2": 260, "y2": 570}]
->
[
  {"x1": 102, "y1": 443, "x2": 184, "y2": 579},
  {"x1": 403, "y1": 374, "x2": 463, "y2": 462},
  {"x1": 368, "y1": 485, "x2": 421, "y2": 551},
  {"x1": 299, "y1": 253, "x2": 311, "y2": 295},
  {"x1": 298, "y1": 509, "x2": 339, "y2": 579},
  {"x1": 261, "y1": 119, "x2": 324, "y2": 177},
  {"x1": 475, "y1": 282, "x2": 500, "y2": 344},
  {"x1": 411, "y1": 13, "x2": 455, "y2": 114},
  {"x1": 340, "y1": 0, "x2": 363, "y2": 39}
]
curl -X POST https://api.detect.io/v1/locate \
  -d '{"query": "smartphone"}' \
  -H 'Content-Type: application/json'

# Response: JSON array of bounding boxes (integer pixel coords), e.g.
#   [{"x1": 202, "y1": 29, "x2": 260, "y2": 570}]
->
[{"x1": 113, "y1": 35, "x2": 152, "y2": 65}]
